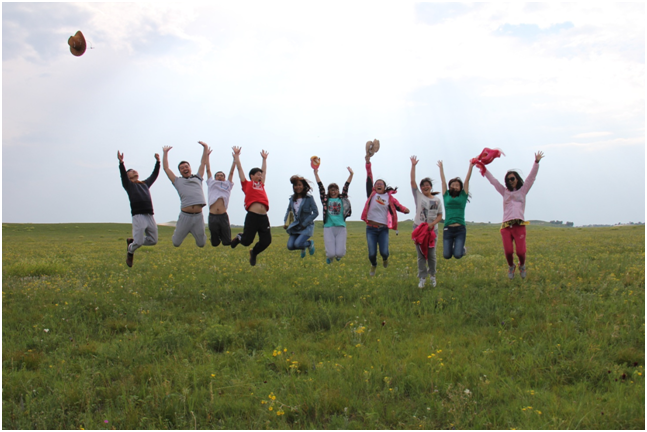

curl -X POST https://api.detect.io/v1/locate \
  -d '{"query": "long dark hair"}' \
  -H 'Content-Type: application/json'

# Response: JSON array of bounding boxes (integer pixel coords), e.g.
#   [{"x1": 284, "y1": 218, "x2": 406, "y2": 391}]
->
[
  {"x1": 290, "y1": 176, "x2": 311, "y2": 199},
  {"x1": 505, "y1": 170, "x2": 524, "y2": 191},
  {"x1": 448, "y1": 177, "x2": 471, "y2": 201}
]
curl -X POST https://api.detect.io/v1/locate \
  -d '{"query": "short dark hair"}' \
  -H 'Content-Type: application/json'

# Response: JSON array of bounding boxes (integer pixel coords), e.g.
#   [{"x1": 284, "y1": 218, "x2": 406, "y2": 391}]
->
[
  {"x1": 249, "y1": 167, "x2": 263, "y2": 178},
  {"x1": 214, "y1": 171, "x2": 225, "y2": 178},
  {"x1": 178, "y1": 161, "x2": 190, "y2": 170},
  {"x1": 505, "y1": 171, "x2": 524, "y2": 191},
  {"x1": 126, "y1": 169, "x2": 134, "y2": 173}
]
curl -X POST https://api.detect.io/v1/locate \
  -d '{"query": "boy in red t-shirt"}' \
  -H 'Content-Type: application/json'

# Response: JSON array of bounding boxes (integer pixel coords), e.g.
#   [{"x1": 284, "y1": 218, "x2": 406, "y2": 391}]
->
[{"x1": 230, "y1": 146, "x2": 271, "y2": 266}]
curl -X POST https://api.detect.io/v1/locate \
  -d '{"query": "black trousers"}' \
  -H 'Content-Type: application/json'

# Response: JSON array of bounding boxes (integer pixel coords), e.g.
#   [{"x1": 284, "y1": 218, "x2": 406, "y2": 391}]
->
[
  {"x1": 239, "y1": 212, "x2": 272, "y2": 255},
  {"x1": 208, "y1": 213, "x2": 232, "y2": 247}
]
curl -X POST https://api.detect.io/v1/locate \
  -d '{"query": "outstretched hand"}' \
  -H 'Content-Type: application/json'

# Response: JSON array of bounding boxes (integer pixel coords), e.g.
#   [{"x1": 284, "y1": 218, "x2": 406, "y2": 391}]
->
[
  {"x1": 347, "y1": 167, "x2": 354, "y2": 175},
  {"x1": 117, "y1": 151, "x2": 124, "y2": 163},
  {"x1": 437, "y1": 160, "x2": 443, "y2": 169},
  {"x1": 232, "y1": 146, "x2": 241, "y2": 157},
  {"x1": 261, "y1": 150, "x2": 269, "y2": 159},
  {"x1": 154, "y1": 153, "x2": 160, "y2": 162},
  {"x1": 163, "y1": 146, "x2": 172, "y2": 153},
  {"x1": 535, "y1": 151, "x2": 545, "y2": 163},
  {"x1": 198, "y1": 141, "x2": 208, "y2": 148},
  {"x1": 410, "y1": 156, "x2": 419, "y2": 166}
]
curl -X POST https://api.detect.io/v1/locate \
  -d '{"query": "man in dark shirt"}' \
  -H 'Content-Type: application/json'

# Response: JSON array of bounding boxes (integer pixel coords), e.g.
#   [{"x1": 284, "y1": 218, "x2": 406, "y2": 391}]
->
[{"x1": 118, "y1": 150, "x2": 160, "y2": 267}]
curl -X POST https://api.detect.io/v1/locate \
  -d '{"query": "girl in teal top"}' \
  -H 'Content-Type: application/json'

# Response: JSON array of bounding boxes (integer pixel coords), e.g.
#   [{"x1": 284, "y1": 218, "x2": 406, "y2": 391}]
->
[
  {"x1": 313, "y1": 166, "x2": 354, "y2": 264},
  {"x1": 437, "y1": 161, "x2": 474, "y2": 259}
]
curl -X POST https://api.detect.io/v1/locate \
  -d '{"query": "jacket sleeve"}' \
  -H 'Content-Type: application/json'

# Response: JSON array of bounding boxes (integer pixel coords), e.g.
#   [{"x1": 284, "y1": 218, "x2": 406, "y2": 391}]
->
[
  {"x1": 317, "y1": 181, "x2": 326, "y2": 204},
  {"x1": 484, "y1": 168, "x2": 506, "y2": 196},
  {"x1": 144, "y1": 161, "x2": 161, "y2": 188},
  {"x1": 391, "y1": 196, "x2": 409, "y2": 214},
  {"x1": 519, "y1": 162, "x2": 539, "y2": 195},
  {"x1": 365, "y1": 162, "x2": 374, "y2": 198},
  {"x1": 300, "y1": 196, "x2": 319, "y2": 227},
  {"x1": 119, "y1": 162, "x2": 130, "y2": 190},
  {"x1": 284, "y1": 199, "x2": 292, "y2": 223},
  {"x1": 341, "y1": 181, "x2": 350, "y2": 198}
]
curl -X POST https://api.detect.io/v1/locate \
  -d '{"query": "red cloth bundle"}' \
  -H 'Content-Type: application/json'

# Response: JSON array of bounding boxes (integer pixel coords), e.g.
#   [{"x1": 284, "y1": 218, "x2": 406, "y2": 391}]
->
[
  {"x1": 411, "y1": 222, "x2": 437, "y2": 259},
  {"x1": 470, "y1": 148, "x2": 505, "y2": 176}
]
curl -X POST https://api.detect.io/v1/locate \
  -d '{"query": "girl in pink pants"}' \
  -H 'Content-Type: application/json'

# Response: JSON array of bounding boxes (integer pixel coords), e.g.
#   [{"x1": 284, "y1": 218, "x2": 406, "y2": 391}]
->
[{"x1": 484, "y1": 151, "x2": 545, "y2": 279}]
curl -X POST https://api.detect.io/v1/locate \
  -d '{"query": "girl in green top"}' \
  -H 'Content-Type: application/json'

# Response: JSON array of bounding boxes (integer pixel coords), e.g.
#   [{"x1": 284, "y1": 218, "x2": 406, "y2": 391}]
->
[{"x1": 437, "y1": 161, "x2": 474, "y2": 259}]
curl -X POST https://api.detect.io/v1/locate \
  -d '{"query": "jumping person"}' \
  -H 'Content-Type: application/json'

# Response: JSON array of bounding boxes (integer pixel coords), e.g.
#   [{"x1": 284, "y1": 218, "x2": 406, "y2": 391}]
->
[
  {"x1": 483, "y1": 151, "x2": 545, "y2": 279},
  {"x1": 118, "y1": 150, "x2": 160, "y2": 267},
  {"x1": 283, "y1": 176, "x2": 319, "y2": 258},
  {"x1": 410, "y1": 156, "x2": 443, "y2": 288},
  {"x1": 361, "y1": 140, "x2": 409, "y2": 276},
  {"x1": 162, "y1": 141, "x2": 209, "y2": 248},
  {"x1": 313, "y1": 166, "x2": 353, "y2": 264},
  {"x1": 230, "y1": 147, "x2": 271, "y2": 266},
  {"x1": 206, "y1": 150, "x2": 236, "y2": 247},
  {"x1": 437, "y1": 160, "x2": 474, "y2": 260}
]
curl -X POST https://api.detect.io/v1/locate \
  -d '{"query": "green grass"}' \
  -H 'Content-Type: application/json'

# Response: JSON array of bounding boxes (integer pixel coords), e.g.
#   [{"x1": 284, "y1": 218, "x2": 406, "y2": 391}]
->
[{"x1": 2, "y1": 222, "x2": 644, "y2": 429}]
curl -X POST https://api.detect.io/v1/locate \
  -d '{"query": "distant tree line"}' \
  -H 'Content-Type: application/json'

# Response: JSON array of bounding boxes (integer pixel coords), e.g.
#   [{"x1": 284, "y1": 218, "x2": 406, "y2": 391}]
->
[{"x1": 550, "y1": 220, "x2": 574, "y2": 227}]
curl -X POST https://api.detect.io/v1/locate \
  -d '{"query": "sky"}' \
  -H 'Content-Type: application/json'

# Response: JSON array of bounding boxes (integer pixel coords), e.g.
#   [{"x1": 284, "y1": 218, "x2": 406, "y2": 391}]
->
[{"x1": 2, "y1": 2, "x2": 645, "y2": 227}]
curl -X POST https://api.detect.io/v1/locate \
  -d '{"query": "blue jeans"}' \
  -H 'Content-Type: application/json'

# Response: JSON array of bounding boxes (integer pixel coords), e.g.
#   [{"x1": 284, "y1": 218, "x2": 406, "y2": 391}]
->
[
  {"x1": 442, "y1": 225, "x2": 466, "y2": 259},
  {"x1": 366, "y1": 225, "x2": 389, "y2": 266},
  {"x1": 287, "y1": 233, "x2": 312, "y2": 250}
]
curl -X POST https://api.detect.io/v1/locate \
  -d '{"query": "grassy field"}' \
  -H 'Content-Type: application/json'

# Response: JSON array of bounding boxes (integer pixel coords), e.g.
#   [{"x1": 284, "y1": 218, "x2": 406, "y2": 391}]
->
[{"x1": 2, "y1": 222, "x2": 644, "y2": 429}]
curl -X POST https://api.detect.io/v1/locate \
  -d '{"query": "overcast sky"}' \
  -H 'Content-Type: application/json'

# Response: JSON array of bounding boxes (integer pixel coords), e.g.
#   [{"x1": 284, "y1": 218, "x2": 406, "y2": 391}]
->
[{"x1": 3, "y1": 2, "x2": 645, "y2": 227}]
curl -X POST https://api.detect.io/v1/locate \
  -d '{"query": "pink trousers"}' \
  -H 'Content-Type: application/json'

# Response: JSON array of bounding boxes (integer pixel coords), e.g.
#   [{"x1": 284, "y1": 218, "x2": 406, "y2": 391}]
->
[{"x1": 500, "y1": 225, "x2": 526, "y2": 267}]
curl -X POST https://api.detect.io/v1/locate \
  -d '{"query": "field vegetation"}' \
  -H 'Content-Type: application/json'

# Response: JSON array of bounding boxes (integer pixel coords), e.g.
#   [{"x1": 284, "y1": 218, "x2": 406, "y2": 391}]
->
[{"x1": 2, "y1": 222, "x2": 644, "y2": 429}]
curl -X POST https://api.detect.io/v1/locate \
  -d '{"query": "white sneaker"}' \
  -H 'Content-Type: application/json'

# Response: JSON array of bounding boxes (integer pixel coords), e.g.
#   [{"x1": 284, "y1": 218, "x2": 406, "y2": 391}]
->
[
  {"x1": 418, "y1": 278, "x2": 426, "y2": 288},
  {"x1": 370, "y1": 266, "x2": 377, "y2": 276},
  {"x1": 429, "y1": 276, "x2": 437, "y2": 287}
]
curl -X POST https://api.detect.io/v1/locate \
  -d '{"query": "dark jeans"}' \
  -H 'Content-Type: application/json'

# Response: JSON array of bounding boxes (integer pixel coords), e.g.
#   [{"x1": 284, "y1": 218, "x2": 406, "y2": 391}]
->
[
  {"x1": 238, "y1": 212, "x2": 272, "y2": 255},
  {"x1": 208, "y1": 213, "x2": 232, "y2": 247},
  {"x1": 442, "y1": 225, "x2": 466, "y2": 259},
  {"x1": 366, "y1": 225, "x2": 389, "y2": 266}
]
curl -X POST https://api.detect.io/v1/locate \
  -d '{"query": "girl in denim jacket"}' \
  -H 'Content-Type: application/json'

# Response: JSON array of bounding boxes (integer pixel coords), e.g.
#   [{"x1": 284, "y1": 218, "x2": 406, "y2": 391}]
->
[
  {"x1": 284, "y1": 176, "x2": 319, "y2": 258},
  {"x1": 360, "y1": 143, "x2": 410, "y2": 276}
]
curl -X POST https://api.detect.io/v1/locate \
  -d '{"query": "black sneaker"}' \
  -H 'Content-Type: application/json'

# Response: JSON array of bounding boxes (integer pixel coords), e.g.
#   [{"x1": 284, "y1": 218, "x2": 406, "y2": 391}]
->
[
  {"x1": 231, "y1": 234, "x2": 241, "y2": 249},
  {"x1": 249, "y1": 249, "x2": 257, "y2": 266}
]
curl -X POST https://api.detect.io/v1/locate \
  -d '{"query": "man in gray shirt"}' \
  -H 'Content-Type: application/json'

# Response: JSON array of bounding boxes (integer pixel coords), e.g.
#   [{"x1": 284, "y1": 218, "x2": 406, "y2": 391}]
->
[{"x1": 162, "y1": 141, "x2": 209, "y2": 247}]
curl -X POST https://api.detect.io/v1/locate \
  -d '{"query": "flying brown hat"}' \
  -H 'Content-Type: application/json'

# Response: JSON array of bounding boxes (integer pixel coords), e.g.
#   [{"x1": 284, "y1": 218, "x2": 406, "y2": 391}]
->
[
  {"x1": 68, "y1": 31, "x2": 87, "y2": 56},
  {"x1": 365, "y1": 139, "x2": 380, "y2": 157}
]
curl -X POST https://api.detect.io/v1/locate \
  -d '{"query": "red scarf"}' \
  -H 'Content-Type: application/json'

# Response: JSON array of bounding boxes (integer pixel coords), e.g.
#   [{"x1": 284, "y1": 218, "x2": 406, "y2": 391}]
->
[{"x1": 471, "y1": 148, "x2": 505, "y2": 176}]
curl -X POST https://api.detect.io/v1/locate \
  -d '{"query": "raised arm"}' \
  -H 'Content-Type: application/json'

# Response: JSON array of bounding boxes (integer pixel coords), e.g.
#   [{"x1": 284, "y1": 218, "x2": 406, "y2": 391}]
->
[
  {"x1": 483, "y1": 167, "x2": 506, "y2": 196},
  {"x1": 346, "y1": 166, "x2": 354, "y2": 184},
  {"x1": 232, "y1": 146, "x2": 246, "y2": 184},
  {"x1": 260, "y1": 150, "x2": 269, "y2": 184},
  {"x1": 437, "y1": 160, "x2": 447, "y2": 195},
  {"x1": 144, "y1": 153, "x2": 161, "y2": 187},
  {"x1": 117, "y1": 151, "x2": 130, "y2": 189},
  {"x1": 365, "y1": 161, "x2": 374, "y2": 198},
  {"x1": 162, "y1": 146, "x2": 176, "y2": 183},
  {"x1": 410, "y1": 156, "x2": 419, "y2": 190},
  {"x1": 227, "y1": 158, "x2": 236, "y2": 183},
  {"x1": 520, "y1": 151, "x2": 544, "y2": 194},
  {"x1": 197, "y1": 141, "x2": 209, "y2": 179},
  {"x1": 313, "y1": 168, "x2": 322, "y2": 184},
  {"x1": 206, "y1": 148, "x2": 213, "y2": 179},
  {"x1": 463, "y1": 162, "x2": 474, "y2": 196}
]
